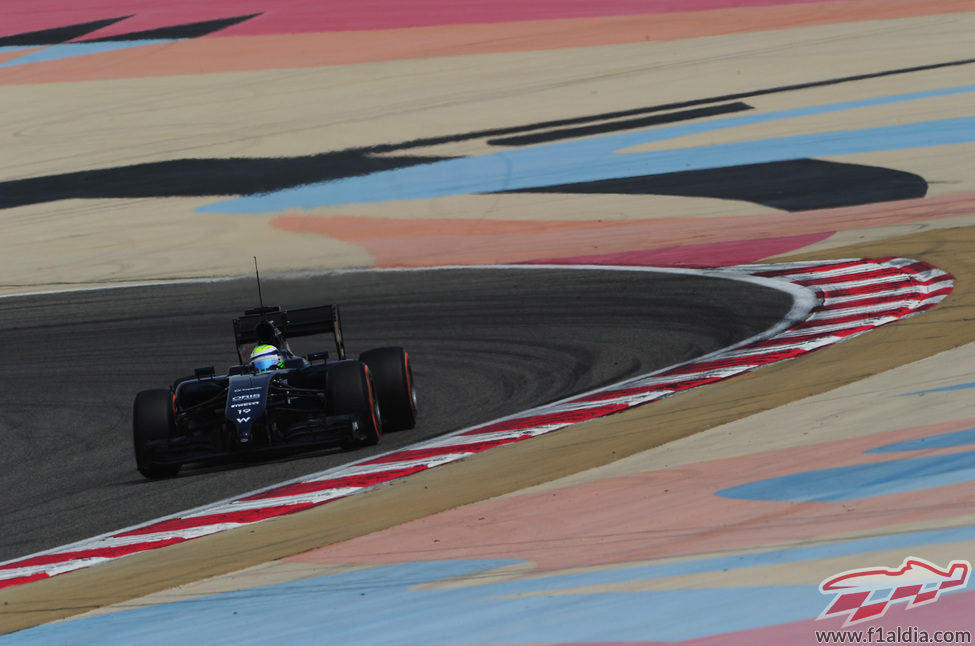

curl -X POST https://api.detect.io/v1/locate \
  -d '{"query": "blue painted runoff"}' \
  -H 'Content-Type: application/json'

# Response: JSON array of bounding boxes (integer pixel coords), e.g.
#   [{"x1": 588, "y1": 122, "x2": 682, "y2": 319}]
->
[
  {"x1": 0, "y1": 561, "x2": 830, "y2": 645},
  {"x1": 901, "y1": 381, "x2": 975, "y2": 396},
  {"x1": 717, "y1": 451, "x2": 975, "y2": 501},
  {"x1": 868, "y1": 428, "x2": 975, "y2": 453},
  {"x1": 0, "y1": 40, "x2": 177, "y2": 68},
  {"x1": 197, "y1": 84, "x2": 975, "y2": 214},
  {"x1": 7, "y1": 523, "x2": 975, "y2": 645}
]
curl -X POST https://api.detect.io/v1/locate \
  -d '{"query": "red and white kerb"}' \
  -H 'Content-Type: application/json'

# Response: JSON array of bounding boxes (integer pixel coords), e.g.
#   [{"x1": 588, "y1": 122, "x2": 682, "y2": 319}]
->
[{"x1": 0, "y1": 257, "x2": 953, "y2": 590}]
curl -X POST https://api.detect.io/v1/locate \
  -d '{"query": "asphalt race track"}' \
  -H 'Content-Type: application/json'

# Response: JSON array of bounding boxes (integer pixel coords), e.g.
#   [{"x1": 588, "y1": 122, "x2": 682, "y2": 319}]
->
[
  {"x1": 0, "y1": 267, "x2": 792, "y2": 564},
  {"x1": 5, "y1": 2, "x2": 975, "y2": 641}
]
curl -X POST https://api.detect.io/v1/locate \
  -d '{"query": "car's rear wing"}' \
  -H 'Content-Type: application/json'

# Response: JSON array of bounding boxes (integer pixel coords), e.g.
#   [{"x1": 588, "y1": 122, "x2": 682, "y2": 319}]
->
[{"x1": 233, "y1": 304, "x2": 346, "y2": 363}]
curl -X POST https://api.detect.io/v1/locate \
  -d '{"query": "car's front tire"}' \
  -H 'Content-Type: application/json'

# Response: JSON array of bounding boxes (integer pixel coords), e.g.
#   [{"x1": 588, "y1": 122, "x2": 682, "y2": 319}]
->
[
  {"x1": 327, "y1": 360, "x2": 382, "y2": 447},
  {"x1": 133, "y1": 389, "x2": 181, "y2": 479}
]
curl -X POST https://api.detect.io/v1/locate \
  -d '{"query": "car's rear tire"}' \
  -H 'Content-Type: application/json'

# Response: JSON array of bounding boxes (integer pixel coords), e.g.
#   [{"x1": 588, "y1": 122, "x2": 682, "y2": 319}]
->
[
  {"x1": 327, "y1": 360, "x2": 382, "y2": 447},
  {"x1": 359, "y1": 346, "x2": 417, "y2": 432},
  {"x1": 133, "y1": 389, "x2": 181, "y2": 479}
]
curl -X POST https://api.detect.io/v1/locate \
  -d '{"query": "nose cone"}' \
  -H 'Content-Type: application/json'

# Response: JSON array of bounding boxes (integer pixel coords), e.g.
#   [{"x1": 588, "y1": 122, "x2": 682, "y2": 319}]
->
[{"x1": 226, "y1": 374, "x2": 271, "y2": 447}]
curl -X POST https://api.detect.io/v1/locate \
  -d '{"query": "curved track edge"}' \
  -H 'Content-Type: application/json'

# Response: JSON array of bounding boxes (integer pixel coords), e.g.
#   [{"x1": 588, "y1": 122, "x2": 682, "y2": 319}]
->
[{"x1": 0, "y1": 257, "x2": 951, "y2": 607}]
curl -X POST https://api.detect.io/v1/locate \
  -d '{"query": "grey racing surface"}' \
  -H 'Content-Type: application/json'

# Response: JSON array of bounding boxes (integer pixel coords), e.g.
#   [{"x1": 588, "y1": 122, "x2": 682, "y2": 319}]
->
[{"x1": 0, "y1": 267, "x2": 793, "y2": 564}]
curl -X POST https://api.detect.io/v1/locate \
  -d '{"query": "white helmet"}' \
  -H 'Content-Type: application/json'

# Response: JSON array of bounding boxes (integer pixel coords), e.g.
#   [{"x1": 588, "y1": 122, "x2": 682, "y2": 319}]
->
[{"x1": 250, "y1": 344, "x2": 284, "y2": 372}]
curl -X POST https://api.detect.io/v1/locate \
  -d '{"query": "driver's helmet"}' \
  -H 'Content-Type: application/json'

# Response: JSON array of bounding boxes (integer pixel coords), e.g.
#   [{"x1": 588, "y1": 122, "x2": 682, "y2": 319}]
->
[{"x1": 250, "y1": 344, "x2": 284, "y2": 372}]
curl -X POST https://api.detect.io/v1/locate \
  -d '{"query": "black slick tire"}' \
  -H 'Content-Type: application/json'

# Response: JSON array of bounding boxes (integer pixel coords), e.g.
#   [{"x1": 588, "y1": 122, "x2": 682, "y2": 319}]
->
[
  {"x1": 327, "y1": 360, "x2": 382, "y2": 447},
  {"x1": 359, "y1": 346, "x2": 417, "y2": 432},
  {"x1": 133, "y1": 389, "x2": 181, "y2": 479}
]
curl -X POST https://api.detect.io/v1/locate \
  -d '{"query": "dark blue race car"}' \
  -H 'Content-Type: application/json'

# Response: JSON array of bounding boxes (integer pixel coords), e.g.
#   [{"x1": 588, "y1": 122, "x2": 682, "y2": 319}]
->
[{"x1": 132, "y1": 303, "x2": 417, "y2": 479}]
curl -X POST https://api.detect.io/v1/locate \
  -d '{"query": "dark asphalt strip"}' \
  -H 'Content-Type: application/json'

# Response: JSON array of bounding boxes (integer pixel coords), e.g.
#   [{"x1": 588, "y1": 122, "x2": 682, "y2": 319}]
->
[{"x1": 0, "y1": 266, "x2": 793, "y2": 563}]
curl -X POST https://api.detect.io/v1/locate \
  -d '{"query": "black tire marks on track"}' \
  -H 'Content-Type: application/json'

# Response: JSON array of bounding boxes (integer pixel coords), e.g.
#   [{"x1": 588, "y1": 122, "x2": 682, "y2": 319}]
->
[{"x1": 0, "y1": 267, "x2": 794, "y2": 563}]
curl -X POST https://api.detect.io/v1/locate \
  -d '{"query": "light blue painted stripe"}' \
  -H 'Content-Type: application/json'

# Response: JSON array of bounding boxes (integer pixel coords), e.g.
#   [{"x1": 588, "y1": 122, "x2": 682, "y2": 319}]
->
[
  {"x1": 480, "y1": 524, "x2": 975, "y2": 593},
  {"x1": 0, "y1": 40, "x2": 177, "y2": 68},
  {"x1": 198, "y1": 84, "x2": 975, "y2": 214},
  {"x1": 716, "y1": 451, "x2": 975, "y2": 501},
  {"x1": 867, "y1": 428, "x2": 975, "y2": 453},
  {"x1": 0, "y1": 561, "x2": 824, "y2": 645},
  {"x1": 901, "y1": 381, "x2": 975, "y2": 396},
  {"x1": 8, "y1": 524, "x2": 975, "y2": 645}
]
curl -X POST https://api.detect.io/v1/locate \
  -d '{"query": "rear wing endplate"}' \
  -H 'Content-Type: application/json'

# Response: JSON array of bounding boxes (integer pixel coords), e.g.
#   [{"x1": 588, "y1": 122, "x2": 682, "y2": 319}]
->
[{"x1": 233, "y1": 304, "x2": 346, "y2": 363}]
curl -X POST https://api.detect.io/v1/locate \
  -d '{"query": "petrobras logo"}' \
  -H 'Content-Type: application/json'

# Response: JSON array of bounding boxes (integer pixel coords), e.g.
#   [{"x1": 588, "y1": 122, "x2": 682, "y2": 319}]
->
[
  {"x1": 231, "y1": 393, "x2": 260, "y2": 402},
  {"x1": 818, "y1": 556, "x2": 971, "y2": 626}
]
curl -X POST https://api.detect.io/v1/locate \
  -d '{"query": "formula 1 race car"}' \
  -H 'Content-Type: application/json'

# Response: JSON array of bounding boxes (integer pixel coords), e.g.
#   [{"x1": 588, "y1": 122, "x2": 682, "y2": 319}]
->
[{"x1": 132, "y1": 303, "x2": 417, "y2": 478}]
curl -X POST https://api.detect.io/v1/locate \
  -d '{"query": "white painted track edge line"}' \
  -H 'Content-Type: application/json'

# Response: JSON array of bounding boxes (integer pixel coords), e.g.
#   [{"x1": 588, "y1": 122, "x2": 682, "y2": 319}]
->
[
  {"x1": 0, "y1": 262, "x2": 815, "y2": 570},
  {"x1": 0, "y1": 259, "x2": 940, "y2": 580}
]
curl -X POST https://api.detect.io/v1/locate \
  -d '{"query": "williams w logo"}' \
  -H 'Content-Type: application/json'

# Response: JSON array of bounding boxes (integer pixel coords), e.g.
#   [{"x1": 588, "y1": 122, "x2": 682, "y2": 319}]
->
[{"x1": 818, "y1": 557, "x2": 970, "y2": 626}]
